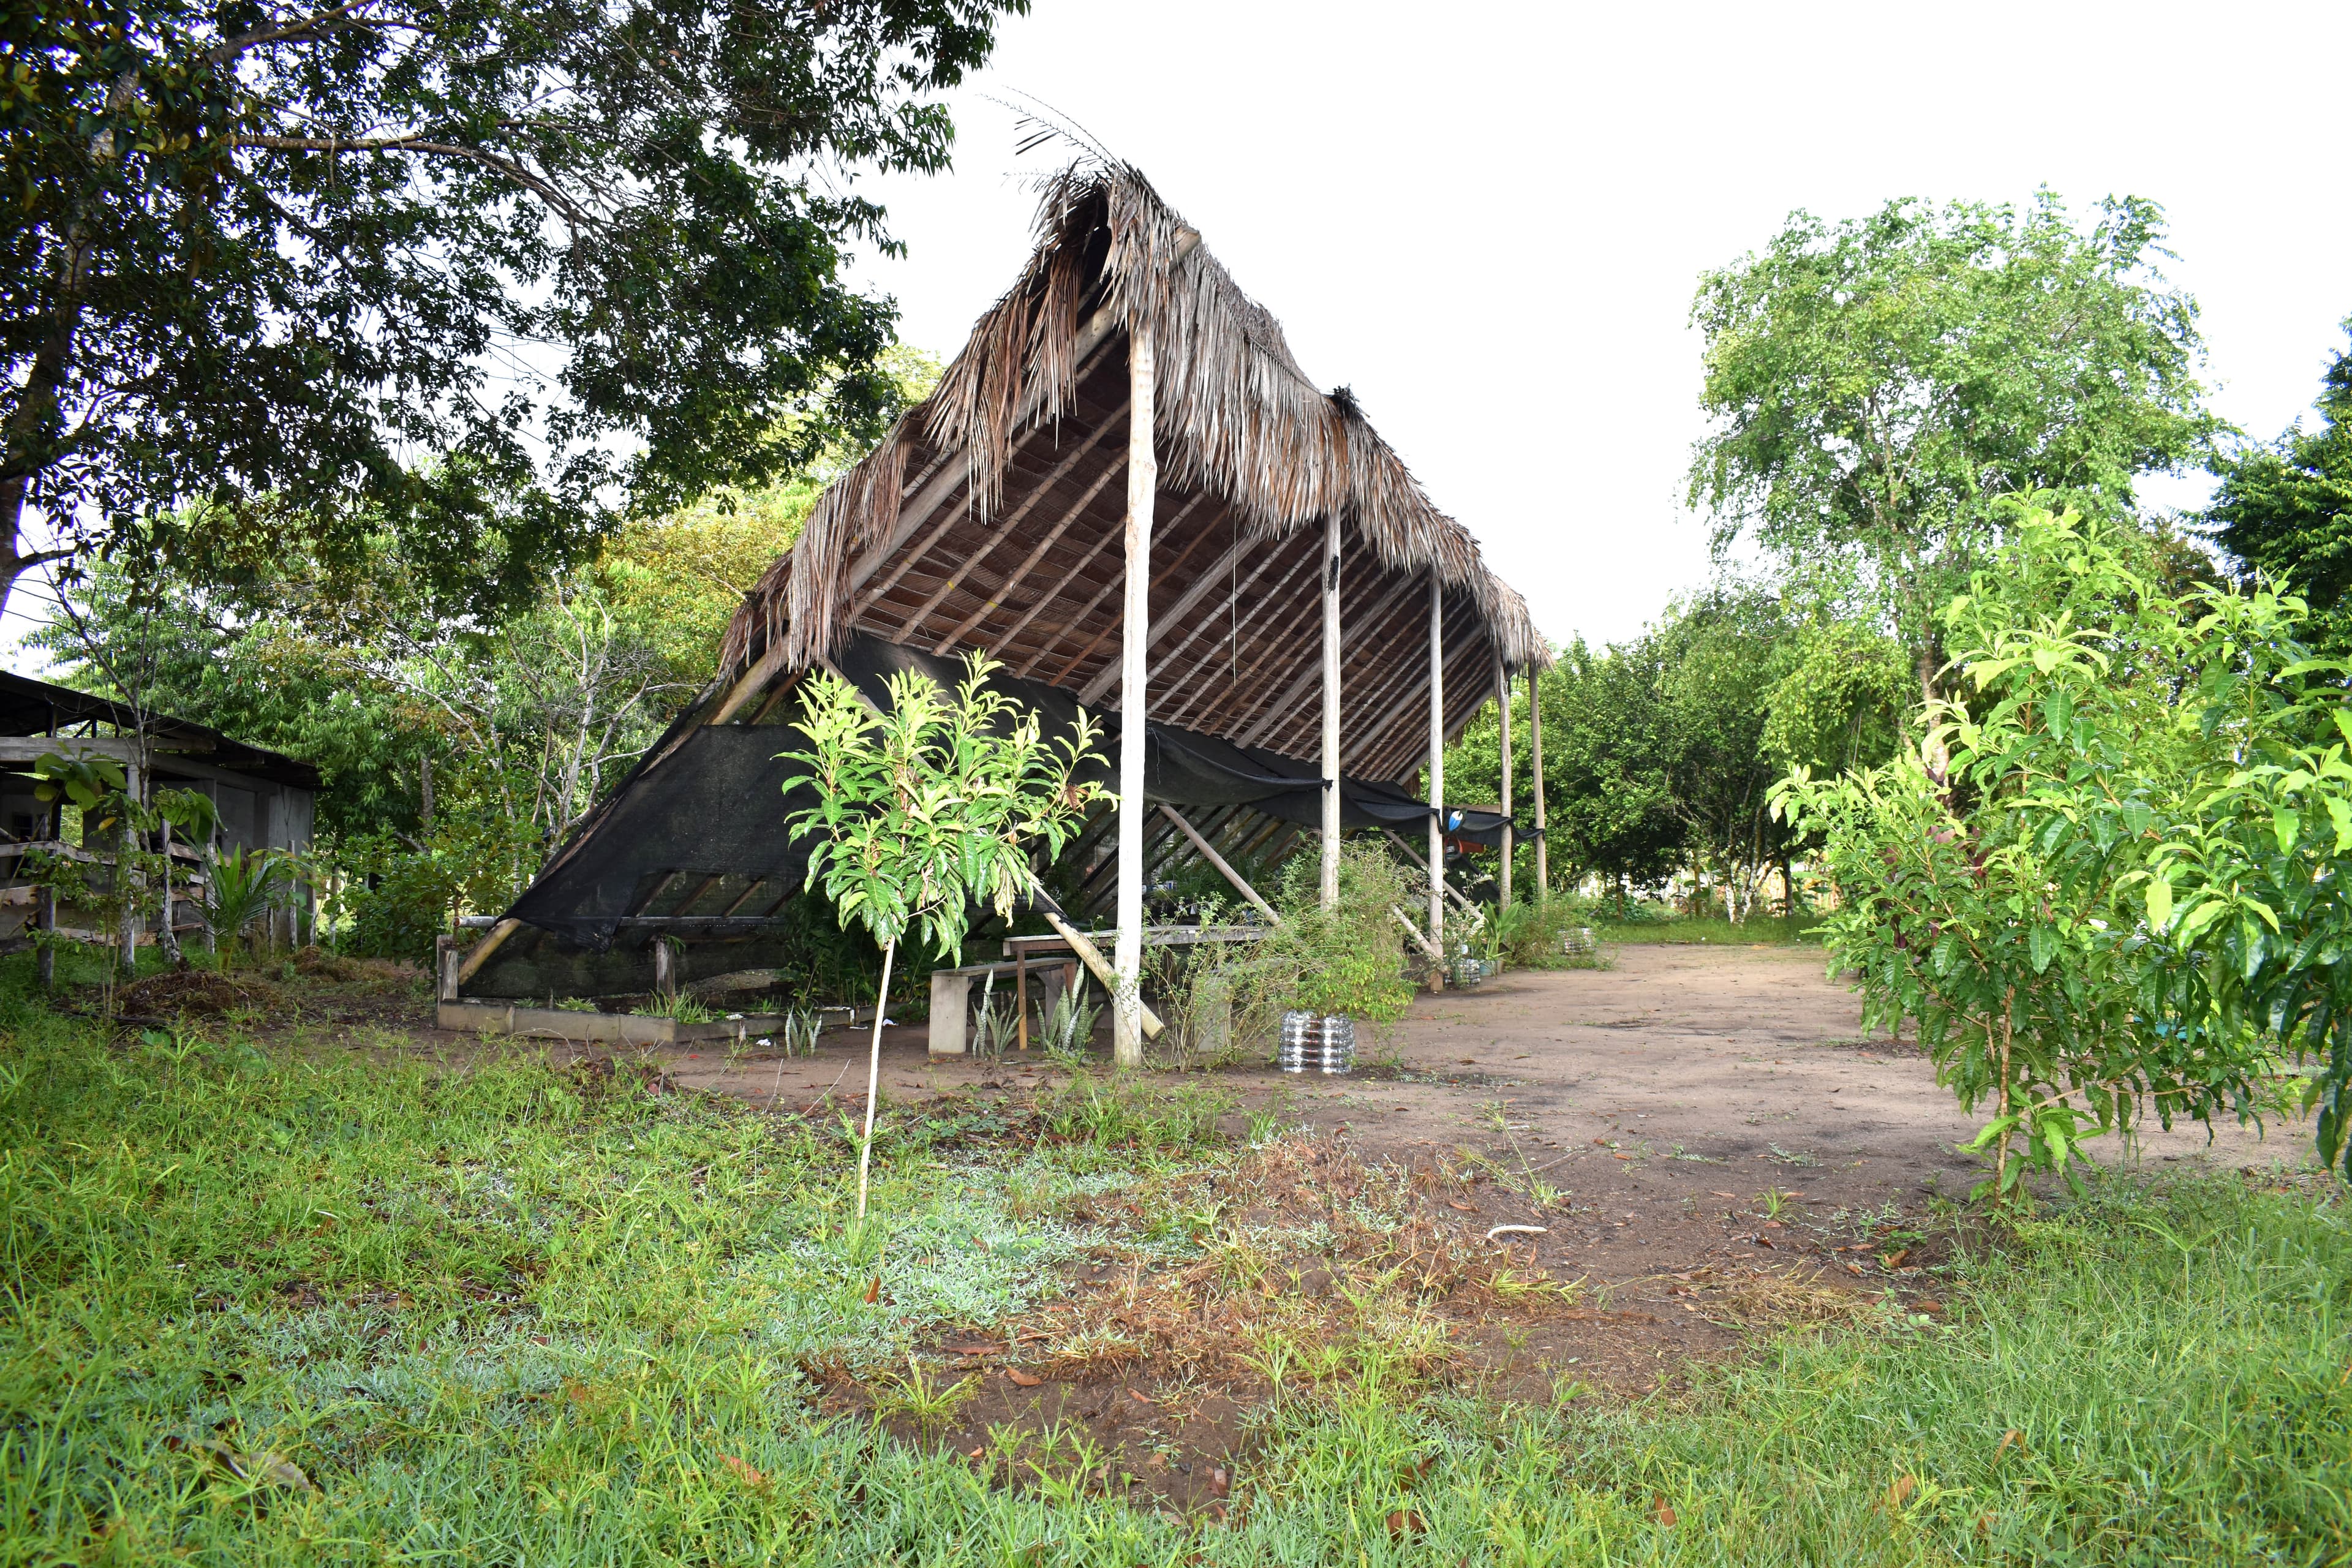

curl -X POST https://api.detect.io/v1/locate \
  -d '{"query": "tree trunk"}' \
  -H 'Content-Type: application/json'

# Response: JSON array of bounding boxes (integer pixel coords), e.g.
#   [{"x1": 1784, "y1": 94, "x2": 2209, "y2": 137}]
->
[
  {"x1": 854, "y1": 938, "x2": 897, "y2": 1226},
  {"x1": 1917, "y1": 644, "x2": 1949, "y2": 781}
]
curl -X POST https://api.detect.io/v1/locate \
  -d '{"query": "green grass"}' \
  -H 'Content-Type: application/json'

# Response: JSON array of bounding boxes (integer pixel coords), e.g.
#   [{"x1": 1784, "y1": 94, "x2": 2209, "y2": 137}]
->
[
  {"x1": 1, "y1": 971, "x2": 2346, "y2": 1564},
  {"x1": 1599, "y1": 913, "x2": 1826, "y2": 946}
]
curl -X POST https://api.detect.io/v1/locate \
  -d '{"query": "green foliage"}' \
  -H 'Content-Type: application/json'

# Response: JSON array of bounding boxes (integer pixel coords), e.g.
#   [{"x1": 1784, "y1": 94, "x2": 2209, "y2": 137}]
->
[
  {"x1": 1777, "y1": 506, "x2": 2352, "y2": 1194},
  {"x1": 1760, "y1": 619, "x2": 1912, "y2": 775},
  {"x1": 2, "y1": 1, "x2": 1022, "y2": 614},
  {"x1": 26, "y1": 750, "x2": 124, "y2": 813},
  {"x1": 1256, "y1": 841, "x2": 1415, "y2": 1023},
  {"x1": 1449, "y1": 592, "x2": 1904, "y2": 906},
  {"x1": 202, "y1": 847, "x2": 288, "y2": 965},
  {"x1": 786, "y1": 654, "x2": 1107, "y2": 962},
  {"x1": 1487, "y1": 895, "x2": 1602, "y2": 970},
  {"x1": 1690, "y1": 192, "x2": 2219, "y2": 666},
  {"x1": 2206, "y1": 318, "x2": 2352, "y2": 651}
]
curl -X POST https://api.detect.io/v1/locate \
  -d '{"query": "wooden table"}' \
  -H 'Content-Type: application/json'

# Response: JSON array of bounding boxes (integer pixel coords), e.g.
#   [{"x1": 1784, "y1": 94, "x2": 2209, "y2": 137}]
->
[{"x1": 998, "y1": 924, "x2": 1268, "y2": 1053}]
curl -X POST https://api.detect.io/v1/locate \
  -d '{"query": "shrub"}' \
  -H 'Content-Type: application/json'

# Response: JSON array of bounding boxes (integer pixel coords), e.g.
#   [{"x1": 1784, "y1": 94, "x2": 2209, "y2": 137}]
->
[
  {"x1": 1779, "y1": 505, "x2": 2352, "y2": 1195},
  {"x1": 1256, "y1": 840, "x2": 1417, "y2": 1023}
]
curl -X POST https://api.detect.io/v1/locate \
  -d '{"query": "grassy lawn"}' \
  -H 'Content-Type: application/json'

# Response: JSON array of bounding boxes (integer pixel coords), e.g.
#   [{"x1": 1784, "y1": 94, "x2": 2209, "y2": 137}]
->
[
  {"x1": 1597, "y1": 914, "x2": 1825, "y2": 947},
  {"x1": 2, "y1": 966, "x2": 2346, "y2": 1564}
]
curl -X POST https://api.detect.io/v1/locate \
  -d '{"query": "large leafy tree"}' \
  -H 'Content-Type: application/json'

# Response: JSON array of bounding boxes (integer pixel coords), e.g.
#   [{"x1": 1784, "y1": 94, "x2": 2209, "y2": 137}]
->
[
  {"x1": 1, "y1": 0, "x2": 1022, "y2": 620},
  {"x1": 1689, "y1": 192, "x2": 2219, "y2": 701},
  {"x1": 2206, "y1": 321, "x2": 2352, "y2": 650}
]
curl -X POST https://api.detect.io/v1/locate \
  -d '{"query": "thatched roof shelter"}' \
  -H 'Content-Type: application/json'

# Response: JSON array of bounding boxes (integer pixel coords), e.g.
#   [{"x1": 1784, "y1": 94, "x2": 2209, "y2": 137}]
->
[
  {"x1": 462, "y1": 162, "x2": 1552, "y2": 1015},
  {"x1": 720, "y1": 162, "x2": 1548, "y2": 777}
]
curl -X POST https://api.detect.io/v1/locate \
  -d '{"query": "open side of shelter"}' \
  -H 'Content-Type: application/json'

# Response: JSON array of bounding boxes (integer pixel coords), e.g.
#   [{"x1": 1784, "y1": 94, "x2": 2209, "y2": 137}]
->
[{"x1": 462, "y1": 162, "x2": 1553, "y2": 1056}]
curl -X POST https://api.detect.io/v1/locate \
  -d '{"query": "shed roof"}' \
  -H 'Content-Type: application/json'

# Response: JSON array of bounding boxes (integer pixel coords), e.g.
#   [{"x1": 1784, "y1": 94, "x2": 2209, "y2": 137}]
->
[
  {"x1": 0, "y1": 669, "x2": 321, "y2": 791},
  {"x1": 719, "y1": 162, "x2": 1548, "y2": 784}
]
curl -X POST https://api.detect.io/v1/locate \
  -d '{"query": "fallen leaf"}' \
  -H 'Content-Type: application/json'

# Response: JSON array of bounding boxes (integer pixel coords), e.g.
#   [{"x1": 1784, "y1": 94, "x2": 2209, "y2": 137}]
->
[
  {"x1": 968, "y1": 1446, "x2": 985, "y2": 1460},
  {"x1": 1128, "y1": 1389, "x2": 1153, "y2": 1405},
  {"x1": 1447, "y1": 1200, "x2": 1477, "y2": 1212},
  {"x1": 1975, "y1": 1511, "x2": 1997, "y2": 1538},
  {"x1": 1460, "y1": 1058, "x2": 1477, "y2": 1065},
  {"x1": 1387, "y1": 1508, "x2": 1426, "y2": 1540},
  {"x1": 972, "y1": 1235, "x2": 993, "y2": 1253},
  {"x1": 1613, "y1": 1153, "x2": 1634, "y2": 1161},
  {"x1": 862, "y1": 1275, "x2": 881, "y2": 1305},
  {"x1": 170, "y1": 1438, "x2": 315, "y2": 1493},
  {"x1": 1881, "y1": 1248, "x2": 1911, "y2": 1269},
  {"x1": 1005, "y1": 1367, "x2": 1042, "y2": 1388},
  {"x1": 1709, "y1": 1191, "x2": 1738, "y2": 1199},
  {"x1": 1915, "y1": 1297, "x2": 1945, "y2": 1316},
  {"x1": 1995, "y1": 1429, "x2": 2025, "y2": 1458},
  {"x1": 1885, "y1": 1474, "x2": 1917, "y2": 1510},
  {"x1": 1207, "y1": 1465, "x2": 1232, "y2": 1498},
  {"x1": 943, "y1": 1343, "x2": 1005, "y2": 1357},
  {"x1": 718, "y1": 1452, "x2": 767, "y2": 1487},
  {"x1": 1652, "y1": 1495, "x2": 1678, "y2": 1528}
]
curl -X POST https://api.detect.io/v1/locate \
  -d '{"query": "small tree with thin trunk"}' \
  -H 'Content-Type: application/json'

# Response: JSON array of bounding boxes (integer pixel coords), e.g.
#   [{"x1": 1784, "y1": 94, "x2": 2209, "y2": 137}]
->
[{"x1": 785, "y1": 653, "x2": 1106, "y2": 1226}]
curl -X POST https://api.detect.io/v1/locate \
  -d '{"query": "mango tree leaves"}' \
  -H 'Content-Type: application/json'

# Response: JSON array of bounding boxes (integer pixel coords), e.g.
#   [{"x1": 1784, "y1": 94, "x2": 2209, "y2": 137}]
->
[
  {"x1": 1778, "y1": 505, "x2": 2352, "y2": 1194},
  {"x1": 783, "y1": 652, "x2": 1109, "y2": 963}
]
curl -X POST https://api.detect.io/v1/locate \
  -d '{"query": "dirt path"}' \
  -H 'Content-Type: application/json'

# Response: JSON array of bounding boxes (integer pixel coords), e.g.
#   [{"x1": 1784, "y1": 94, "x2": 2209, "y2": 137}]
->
[{"x1": 422, "y1": 944, "x2": 2325, "y2": 1506}]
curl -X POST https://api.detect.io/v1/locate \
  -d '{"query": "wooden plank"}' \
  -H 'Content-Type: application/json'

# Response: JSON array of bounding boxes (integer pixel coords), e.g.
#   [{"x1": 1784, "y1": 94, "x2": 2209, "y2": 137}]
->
[
  {"x1": 1077, "y1": 519, "x2": 1257, "y2": 704},
  {"x1": 930, "y1": 449, "x2": 1135, "y2": 656},
  {"x1": 1156, "y1": 530, "x2": 1325, "y2": 732},
  {"x1": 1043, "y1": 494, "x2": 1223, "y2": 694},
  {"x1": 1159, "y1": 804, "x2": 1279, "y2": 922},
  {"x1": 1428, "y1": 574, "x2": 1447, "y2": 952},
  {"x1": 1320, "y1": 510, "x2": 1342, "y2": 909},
  {"x1": 912, "y1": 401, "x2": 1129, "y2": 650}
]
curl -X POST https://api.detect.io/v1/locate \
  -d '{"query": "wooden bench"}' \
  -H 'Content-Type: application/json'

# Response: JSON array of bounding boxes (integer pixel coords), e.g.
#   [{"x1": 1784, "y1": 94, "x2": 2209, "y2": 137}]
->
[{"x1": 927, "y1": 959, "x2": 1073, "y2": 1057}]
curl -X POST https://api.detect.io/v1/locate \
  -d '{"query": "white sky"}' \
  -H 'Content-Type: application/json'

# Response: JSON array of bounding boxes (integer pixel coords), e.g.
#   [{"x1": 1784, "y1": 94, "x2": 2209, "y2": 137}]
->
[
  {"x1": 10, "y1": 0, "x2": 2347, "y2": 670},
  {"x1": 840, "y1": 0, "x2": 2352, "y2": 651}
]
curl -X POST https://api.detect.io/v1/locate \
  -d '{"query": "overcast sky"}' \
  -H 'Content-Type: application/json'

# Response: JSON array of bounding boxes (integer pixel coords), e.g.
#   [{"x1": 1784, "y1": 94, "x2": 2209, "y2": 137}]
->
[
  {"x1": 9, "y1": 0, "x2": 2346, "y2": 673},
  {"x1": 839, "y1": 0, "x2": 2352, "y2": 650}
]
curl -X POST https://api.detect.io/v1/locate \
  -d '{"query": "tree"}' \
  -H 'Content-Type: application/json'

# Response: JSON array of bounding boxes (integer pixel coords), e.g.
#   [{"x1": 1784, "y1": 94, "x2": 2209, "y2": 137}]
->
[
  {"x1": 2, "y1": 1, "x2": 1022, "y2": 620},
  {"x1": 1779, "y1": 507, "x2": 2352, "y2": 1197},
  {"x1": 786, "y1": 655, "x2": 1106, "y2": 1224},
  {"x1": 1689, "y1": 192, "x2": 2219, "y2": 702},
  {"x1": 2206, "y1": 320, "x2": 2352, "y2": 650}
]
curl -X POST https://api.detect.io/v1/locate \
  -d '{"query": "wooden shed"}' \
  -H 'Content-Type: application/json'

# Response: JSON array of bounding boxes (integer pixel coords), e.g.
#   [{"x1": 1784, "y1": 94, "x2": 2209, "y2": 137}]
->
[
  {"x1": 0, "y1": 670, "x2": 321, "y2": 961},
  {"x1": 464, "y1": 162, "x2": 1554, "y2": 1051}
]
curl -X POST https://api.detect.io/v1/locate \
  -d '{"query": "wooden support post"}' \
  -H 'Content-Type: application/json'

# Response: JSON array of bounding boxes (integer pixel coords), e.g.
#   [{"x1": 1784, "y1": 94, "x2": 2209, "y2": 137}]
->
[
  {"x1": 435, "y1": 934, "x2": 459, "y2": 1002},
  {"x1": 1496, "y1": 662, "x2": 1514, "y2": 913},
  {"x1": 1427, "y1": 573, "x2": 1446, "y2": 978},
  {"x1": 1112, "y1": 328, "x2": 1156, "y2": 1068},
  {"x1": 456, "y1": 916, "x2": 523, "y2": 984},
  {"x1": 36, "y1": 883, "x2": 54, "y2": 992},
  {"x1": 1158, "y1": 804, "x2": 1279, "y2": 922},
  {"x1": 1043, "y1": 908, "x2": 1163, "y2": 1039},
  {"x1": 1321, "y1": 510, "x2": 1342, "y2": 911},
  {"x1": 1529, "y1": 665, "x2": 1547, "y2": 899}
]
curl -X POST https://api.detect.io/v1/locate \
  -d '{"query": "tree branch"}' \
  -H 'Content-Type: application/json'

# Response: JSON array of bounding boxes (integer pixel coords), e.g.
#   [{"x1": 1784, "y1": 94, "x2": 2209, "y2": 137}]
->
[{"x1": 231, "y1": 134, "x2": 599, "y2": 228}]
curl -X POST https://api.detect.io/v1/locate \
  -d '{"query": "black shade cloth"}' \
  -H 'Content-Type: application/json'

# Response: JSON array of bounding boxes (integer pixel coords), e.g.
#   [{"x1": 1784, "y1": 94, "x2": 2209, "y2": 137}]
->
[{"x1": 506, "y1": 633, "x2": 1521, "y2": 949}]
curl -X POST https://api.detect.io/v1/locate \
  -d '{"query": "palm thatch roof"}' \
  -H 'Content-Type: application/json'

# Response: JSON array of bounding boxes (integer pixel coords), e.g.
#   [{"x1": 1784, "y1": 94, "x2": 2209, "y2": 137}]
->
[{"x1": 718, "y1": 161, "x2": 1548, "y2": 784}]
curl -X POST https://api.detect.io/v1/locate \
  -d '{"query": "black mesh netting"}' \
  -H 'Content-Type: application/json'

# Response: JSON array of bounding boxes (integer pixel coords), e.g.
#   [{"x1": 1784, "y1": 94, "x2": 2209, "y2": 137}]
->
[{"x1": 506, "y1": 633, "x2": 1521, "y2": 950}]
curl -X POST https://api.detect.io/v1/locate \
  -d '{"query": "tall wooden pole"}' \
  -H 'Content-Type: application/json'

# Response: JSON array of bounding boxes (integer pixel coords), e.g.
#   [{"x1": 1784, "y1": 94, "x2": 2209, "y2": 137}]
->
[
  {"x1": 1427, "y1": 573, "x2": 1445, "y2": 967},
  {"x1": 1112, "y1": 329, "x2": 1157, "y2": 1068},
  {"x1": 1529, "y1": 665, "x2": 1548, "y2": 899},
  {"x1": 1496, "y1": 663, "x2": 1513, "y2": 912},
  {"x1": 1320, "y1": 511, "x2": 1343, "y2": 910}
]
